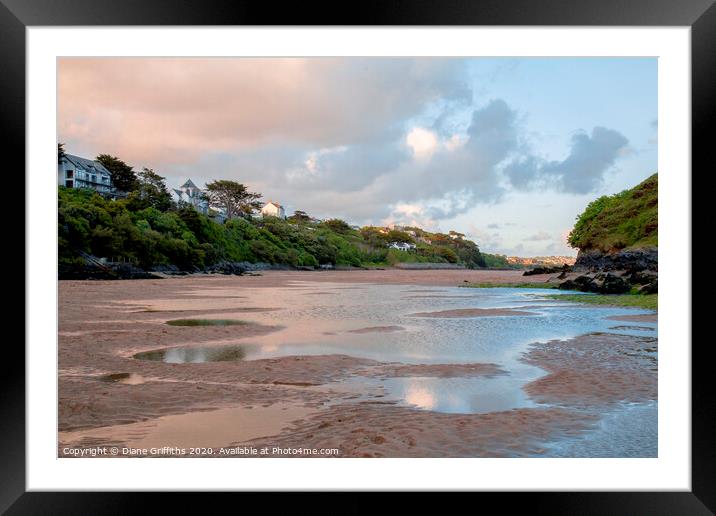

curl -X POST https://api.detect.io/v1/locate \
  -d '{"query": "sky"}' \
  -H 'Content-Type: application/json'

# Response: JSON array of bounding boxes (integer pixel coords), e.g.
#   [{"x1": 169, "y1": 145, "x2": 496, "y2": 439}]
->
[{"x1": 58, "y1": 57, "x2": 657, "y2": 257}]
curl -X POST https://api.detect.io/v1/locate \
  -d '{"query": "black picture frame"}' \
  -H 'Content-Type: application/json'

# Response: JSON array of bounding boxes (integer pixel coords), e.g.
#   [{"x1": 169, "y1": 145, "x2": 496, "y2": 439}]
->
[{"x1": 4, "y1": 0, "x2": 712, "y2": 510}]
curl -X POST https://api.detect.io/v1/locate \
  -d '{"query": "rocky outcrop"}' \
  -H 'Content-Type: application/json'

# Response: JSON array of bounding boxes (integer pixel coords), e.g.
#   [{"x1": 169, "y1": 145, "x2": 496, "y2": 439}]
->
[
  {"x1": 573, "y1": 248, "x2": 657, "y2": 273},
  {"x1": 150, "y1": 264, "x2": 194, "y2": 276},
  {"x1": 553, "y1": 248, "x2": 657, "y2": 294},
  {"x1": 558, "y1": 271, "x2": 632, "y2": 294}
]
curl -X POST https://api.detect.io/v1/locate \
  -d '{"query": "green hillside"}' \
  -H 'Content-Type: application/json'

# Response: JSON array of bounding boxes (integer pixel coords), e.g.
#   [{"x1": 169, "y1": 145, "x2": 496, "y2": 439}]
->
[
  {"x1": 568, "y1": 173, "x2": 658, "y2": 252},
  {"x1": 58, "y1": 187, "x2": 491, "y2": 270}
]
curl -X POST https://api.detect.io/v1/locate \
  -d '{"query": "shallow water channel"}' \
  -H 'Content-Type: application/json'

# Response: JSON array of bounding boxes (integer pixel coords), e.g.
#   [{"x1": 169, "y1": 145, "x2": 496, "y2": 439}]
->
[{"x1": 133, "y1": 282, "x2": 657, "y2": 421}]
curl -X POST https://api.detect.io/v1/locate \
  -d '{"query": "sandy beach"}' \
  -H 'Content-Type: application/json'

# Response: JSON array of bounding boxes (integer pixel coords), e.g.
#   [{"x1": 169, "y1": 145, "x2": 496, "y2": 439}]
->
[{"x1": 58, "y1": 270, "x2": 657, "y2": 457}]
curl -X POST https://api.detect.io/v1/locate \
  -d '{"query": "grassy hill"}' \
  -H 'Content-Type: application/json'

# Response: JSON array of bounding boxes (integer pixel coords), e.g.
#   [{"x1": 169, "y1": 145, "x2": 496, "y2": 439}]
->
[{"x1": 568, "y1": 173, "x2": 658, "y2": 252}]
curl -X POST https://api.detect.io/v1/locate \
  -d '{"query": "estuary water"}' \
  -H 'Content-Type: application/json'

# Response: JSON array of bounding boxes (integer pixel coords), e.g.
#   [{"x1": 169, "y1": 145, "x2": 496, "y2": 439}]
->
[{"x1": 135, "y1": 282, "x2": 657, "y2": 421}]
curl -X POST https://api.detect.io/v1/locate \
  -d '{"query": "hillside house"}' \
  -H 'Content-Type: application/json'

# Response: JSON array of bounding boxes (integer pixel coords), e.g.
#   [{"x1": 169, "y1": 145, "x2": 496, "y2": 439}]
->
[
  {"x1": 172, "y1": 179, "x2": 209, "y2": 214},
  {"x1": 261, "y1": 201, "x2": 286, "y2": 219},
  {"x1": 388, "y1": 241, "x2": 416, "y2": 251},
  {"x1": 58, "y1": 153, "x2": 115, "y2": 196}
]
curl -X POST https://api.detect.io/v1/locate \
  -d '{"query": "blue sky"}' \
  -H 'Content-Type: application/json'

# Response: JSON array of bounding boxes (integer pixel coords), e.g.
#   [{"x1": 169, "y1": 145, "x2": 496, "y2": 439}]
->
[
  {"x1": 59, "y1": 57, "x2": 657, "y2": 257},
  {"x1": 442, "y1": 58, "x2": 657, "y2": 255}
]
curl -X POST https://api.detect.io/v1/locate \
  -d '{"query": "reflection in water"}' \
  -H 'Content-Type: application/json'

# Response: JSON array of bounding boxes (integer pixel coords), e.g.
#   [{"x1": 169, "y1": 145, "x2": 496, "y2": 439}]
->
[
  {"x1": 403, "y1": 383, "x2": 436, "y2": 411},
  {"x1": 338, "y1": 374, "x2": 540, "y2": 414},
  {"x1": 134, "y1": 345, "x2": 247, "y2": 363}
]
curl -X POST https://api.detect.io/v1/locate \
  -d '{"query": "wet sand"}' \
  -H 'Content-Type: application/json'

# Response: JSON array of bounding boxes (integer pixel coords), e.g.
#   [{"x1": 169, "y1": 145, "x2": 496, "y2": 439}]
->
[
  {"x1": 58, "y1": 270, "x2": 656, "y2": 457},
  {"x1": 521, "y1": 333, "x2": 657, "y2": 408}
]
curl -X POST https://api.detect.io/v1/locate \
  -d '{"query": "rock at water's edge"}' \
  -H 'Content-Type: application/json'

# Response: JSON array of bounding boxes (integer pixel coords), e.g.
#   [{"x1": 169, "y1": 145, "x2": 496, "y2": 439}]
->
[{"x1": 573, "y1": 248, "x2": 657, "y2": 273}]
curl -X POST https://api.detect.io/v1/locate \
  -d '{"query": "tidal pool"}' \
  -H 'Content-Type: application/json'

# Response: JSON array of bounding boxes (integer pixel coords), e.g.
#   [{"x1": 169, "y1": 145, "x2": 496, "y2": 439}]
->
[{"x1": 134, "y1": 345, "x2": 247, "y2": 363}]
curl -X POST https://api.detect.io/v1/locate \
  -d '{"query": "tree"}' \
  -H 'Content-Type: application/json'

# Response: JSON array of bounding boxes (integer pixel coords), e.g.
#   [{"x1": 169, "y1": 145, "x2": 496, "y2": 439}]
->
[
  {"x1": 288, "y1": 210, "x2": 311, "y2": 223},
  {"x1": 322, "y1": 219, "x2": 351, "y2": 233},
  {"x1": 204, "y1": 180, "x2": 262, "y2": 220},
  {"x1": 96, "y1": 154, "x2": 138, "y2": 192},
  {"x1": 58, "y1": 143, "x2": 66, "y2": 163},
  {"x1": 435, "y1": 246, "x2": 458, "y2": 263},
  {"x1": 430, "y1": 233, "x2": 451, "y2": 245},
  {"x1": 127, "y1": 167, "x2": 173, "y2": 211},
  {"x1": 360, "y1": 226, "x2": 389, "y2": 246},
  {"x1": 387, "y1": 229, "x2": 414, "y2": 243},
  {"x1": 454, "y1": 239, "x2": 484, "y2": 268}
]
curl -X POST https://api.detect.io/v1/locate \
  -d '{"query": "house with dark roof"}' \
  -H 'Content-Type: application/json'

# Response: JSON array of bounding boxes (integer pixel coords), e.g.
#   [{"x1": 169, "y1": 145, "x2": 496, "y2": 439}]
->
[
  {"x1": 57, "y1": 153, "x2": 114, "y2": 196},
  {"x1": 172, "y1": 178, "x2": 209, "y2": 214}
]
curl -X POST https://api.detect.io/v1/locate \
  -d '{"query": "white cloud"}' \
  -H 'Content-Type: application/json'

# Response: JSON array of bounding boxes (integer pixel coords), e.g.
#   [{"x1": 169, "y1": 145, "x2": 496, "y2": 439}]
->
[{"x1": 406, "y1": 128, "x2": 438, "y2": 159}]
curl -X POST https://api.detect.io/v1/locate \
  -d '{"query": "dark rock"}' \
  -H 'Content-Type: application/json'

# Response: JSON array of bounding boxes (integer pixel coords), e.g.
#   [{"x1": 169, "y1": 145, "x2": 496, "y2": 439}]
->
[
  {"x1": 555, "y1": 247, "x2": 657, "y2": 294},
  {"x1": 523, "y1": 264, "x2": 572, "y2": 276},
  {"x1": 637, "y1": 279, "x2": 658, "y2": 294},
  {"x1": 204, "y1": 261, "x2": 247, "y2": 275},
  {"x1": 150, "y1": 264, "x2": 180, "y2": 273},
  {"x1": 150, "y1": 264, "x2": 192, "y2": 275},
  {"x1": 627, "y1": 269, "x2": 658, "y2": 285},
  {"x1": 558, "y1": 271, "x2": 638, "y2": 294},
  {"x1": 592, "y1": 272, "x2": 632, "y2": 294},
  {"x1": 111, "y1": 263, "x2": 163, "y2": 279},
  {"x1": 573, "y1": 248, "x2": 657, "y2": 273},
  {"x1": 558, "y1": 273, "x2": 598, "y2": 292},
  {"x1": 59, "y1": 263, "x2": 117, "y2": 280}
]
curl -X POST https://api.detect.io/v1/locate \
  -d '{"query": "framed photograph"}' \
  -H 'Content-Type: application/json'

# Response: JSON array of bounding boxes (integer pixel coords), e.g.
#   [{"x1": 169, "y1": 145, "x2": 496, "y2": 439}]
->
[{"x1": 6, "y1": 0, "x2": 712, "y2": 509}]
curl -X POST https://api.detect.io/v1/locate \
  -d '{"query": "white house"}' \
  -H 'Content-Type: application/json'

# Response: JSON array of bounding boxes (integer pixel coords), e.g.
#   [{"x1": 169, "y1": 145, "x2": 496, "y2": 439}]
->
[
  {"x1": 261, "y1": 201, "x2": 286, "y2": 219},
  {"x1": 58, "y1": 153, "x2": 114, "y2": 196},
  {"x1": 388, "y1": 241, "x2": 416, "y2": 251},
  {"x1": 172, "y1": 179, "x2": 209, "y2": 214}
]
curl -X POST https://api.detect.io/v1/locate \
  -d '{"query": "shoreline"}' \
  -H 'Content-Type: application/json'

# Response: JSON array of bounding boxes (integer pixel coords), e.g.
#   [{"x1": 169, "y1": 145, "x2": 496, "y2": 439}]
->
[{"x1": 58, "y1": 264, "x2": 527, "y2": 282}]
